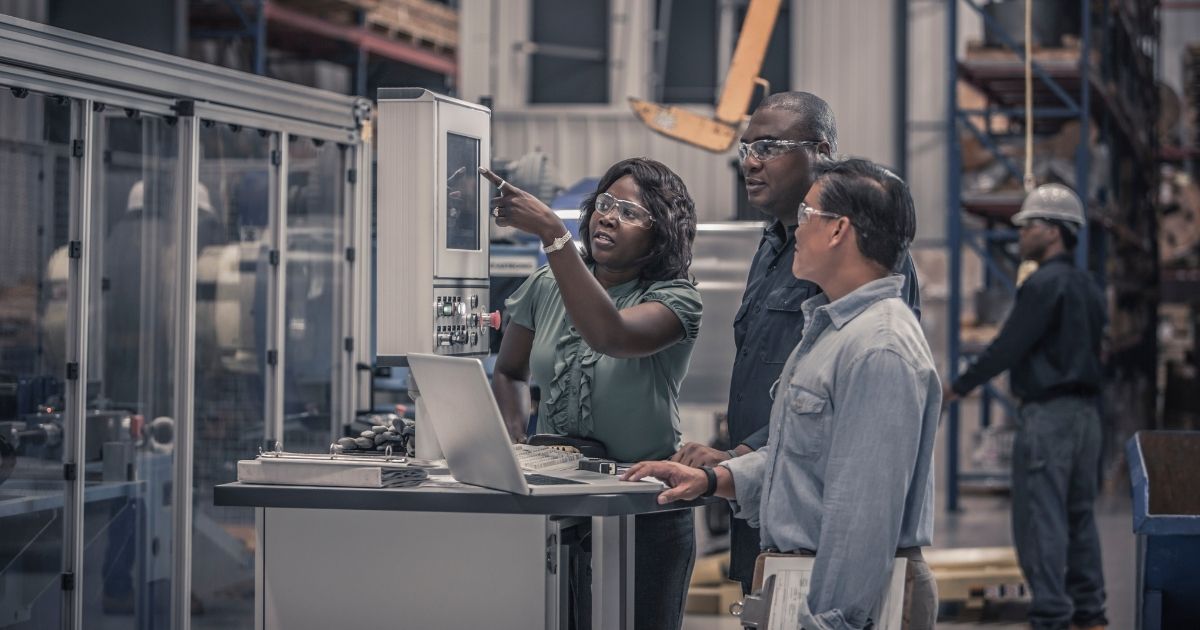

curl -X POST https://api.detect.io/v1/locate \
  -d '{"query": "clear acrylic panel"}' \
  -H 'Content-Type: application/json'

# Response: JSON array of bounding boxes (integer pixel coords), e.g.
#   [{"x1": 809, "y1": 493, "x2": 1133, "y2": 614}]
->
[
  {"x1": 283, "y1": 136, "x2": 345, "y2": 451},
  {"x1": 0, "y1": 90, "x2": 72, "y2": 628},
  {"x1": 80, "y1": 108, "x2": 180, "y2": 627},
  {"x1": 191, "y1": 123, "x2": 270, "y2": 629}
]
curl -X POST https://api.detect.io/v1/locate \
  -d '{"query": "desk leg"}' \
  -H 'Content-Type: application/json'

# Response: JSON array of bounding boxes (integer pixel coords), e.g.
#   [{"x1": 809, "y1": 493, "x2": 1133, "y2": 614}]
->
[{"x1": 592, "y1": 514, "x2": 634, "y2": 630}]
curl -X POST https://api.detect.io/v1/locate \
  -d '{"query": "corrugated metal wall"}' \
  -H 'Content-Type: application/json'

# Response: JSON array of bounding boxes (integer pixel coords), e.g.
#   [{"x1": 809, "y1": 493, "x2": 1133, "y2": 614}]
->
[
  {"x1": 790, "y1": 1, "x2": 899, "y2": 169},
  {"x1": 462, "y1": 0, "x2": 995, "y2": 236}
]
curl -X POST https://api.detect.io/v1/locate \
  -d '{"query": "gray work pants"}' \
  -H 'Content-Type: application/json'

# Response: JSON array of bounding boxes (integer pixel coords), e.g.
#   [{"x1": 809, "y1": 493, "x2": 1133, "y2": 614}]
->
[{"x1": 1012, "y1": 396, "x2": 1108, "y2": 630}]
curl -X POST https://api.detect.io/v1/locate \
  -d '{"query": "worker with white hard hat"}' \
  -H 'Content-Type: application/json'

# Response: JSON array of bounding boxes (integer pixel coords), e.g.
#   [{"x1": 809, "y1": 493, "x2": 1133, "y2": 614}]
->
[{"x1": 944, "y1": 183, "x2": 1108, "y2": 630}]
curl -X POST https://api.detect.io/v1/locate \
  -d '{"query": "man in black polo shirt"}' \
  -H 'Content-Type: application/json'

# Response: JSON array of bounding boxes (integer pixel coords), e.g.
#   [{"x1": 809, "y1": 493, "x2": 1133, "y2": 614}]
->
[
  {"x1": 671, "y1": 91, "x2": 921, "y2": 594},
  {"x1": 944, "y1": 183, "x2": 1107, "y2": 630}
]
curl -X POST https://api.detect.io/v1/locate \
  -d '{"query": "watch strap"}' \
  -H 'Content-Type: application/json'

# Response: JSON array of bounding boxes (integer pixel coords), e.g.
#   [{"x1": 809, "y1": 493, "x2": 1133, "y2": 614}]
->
[
  {"x1": 701, "y1": 466, "x2": 718, "y2": 497},
  {"x1": 543, "y1": 232, "x2": 573, "y2": 254}
]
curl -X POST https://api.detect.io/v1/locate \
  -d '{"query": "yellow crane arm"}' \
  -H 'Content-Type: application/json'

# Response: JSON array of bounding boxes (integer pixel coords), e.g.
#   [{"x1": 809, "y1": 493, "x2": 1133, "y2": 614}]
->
[{"x1": 629, "y1": 0, "x2": 781, "y2": 153}]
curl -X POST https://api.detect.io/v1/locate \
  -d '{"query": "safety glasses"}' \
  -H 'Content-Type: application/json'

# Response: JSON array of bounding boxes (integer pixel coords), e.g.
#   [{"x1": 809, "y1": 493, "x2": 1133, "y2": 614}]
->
[
  {"x1": 594, "y1": 192, "x2": 655, "y2": 229},
  {"x1": 738, "y1": 139, "x2": 820, "y2": 163}
]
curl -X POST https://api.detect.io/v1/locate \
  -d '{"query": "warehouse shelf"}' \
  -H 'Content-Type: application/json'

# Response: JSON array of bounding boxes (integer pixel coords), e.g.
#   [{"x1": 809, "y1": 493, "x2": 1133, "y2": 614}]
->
[
  {"x1": 190, "y1": 0, "x2": 457, "y2": 95},
  {"x1": 944, "y1": 0, "x2": 1161, "y2": 511}
]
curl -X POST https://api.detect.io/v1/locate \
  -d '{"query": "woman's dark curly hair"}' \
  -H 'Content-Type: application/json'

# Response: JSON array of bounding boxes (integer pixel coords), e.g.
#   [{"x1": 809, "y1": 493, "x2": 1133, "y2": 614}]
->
[{"x1": 579, "y1": 157, "x2": 696, "y2": 282}]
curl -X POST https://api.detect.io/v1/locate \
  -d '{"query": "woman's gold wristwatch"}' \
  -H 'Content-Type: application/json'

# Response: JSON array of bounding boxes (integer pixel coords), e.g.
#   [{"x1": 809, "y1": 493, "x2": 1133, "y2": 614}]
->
[{"x1": 543, "y1": 232, "x2": 573, "y2": 254}]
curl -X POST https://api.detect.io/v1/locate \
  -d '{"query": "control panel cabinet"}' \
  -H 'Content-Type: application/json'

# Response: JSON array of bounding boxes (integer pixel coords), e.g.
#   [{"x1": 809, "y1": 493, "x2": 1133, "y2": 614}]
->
[{"x1": 376, "y1": 89, "x2": 493, "y2": 364}]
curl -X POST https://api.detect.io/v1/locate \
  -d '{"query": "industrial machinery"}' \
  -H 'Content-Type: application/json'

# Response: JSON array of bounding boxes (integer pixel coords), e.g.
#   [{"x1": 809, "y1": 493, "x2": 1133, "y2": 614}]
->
[
  {"x1": 375, "y1": 88, "x2": 498, "y2": 364},
  {"x1": 629, "y1": 0, "x2": 781, "y2": 152}
]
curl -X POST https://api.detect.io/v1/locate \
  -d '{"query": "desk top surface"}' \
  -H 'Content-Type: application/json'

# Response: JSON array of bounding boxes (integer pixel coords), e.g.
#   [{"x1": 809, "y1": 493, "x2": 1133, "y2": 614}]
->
[{"x1": 214, "y1": 481, "x2": 713, "y2": 517}]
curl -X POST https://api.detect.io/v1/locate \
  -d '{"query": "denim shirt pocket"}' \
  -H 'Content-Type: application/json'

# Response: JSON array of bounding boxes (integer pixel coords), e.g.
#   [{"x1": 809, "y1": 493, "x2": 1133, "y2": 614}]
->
[{"x1": 781, "y1": 384, "x2": 830, "y2": 458}]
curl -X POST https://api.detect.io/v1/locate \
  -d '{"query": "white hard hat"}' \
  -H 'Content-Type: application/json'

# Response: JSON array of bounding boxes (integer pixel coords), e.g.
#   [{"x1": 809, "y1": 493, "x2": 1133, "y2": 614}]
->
[
  {"x1": 1011, "y1": 183, "x2": 1085, "y2": 228},
  {"x1": 126, "y1": 180, "x2": 144, "y2": 212}
]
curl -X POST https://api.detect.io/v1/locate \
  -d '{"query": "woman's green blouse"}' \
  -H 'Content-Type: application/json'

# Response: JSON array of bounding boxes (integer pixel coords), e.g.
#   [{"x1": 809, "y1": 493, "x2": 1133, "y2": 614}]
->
[{"x1": 504, "y1": 265, "x2": 702, "y2": 462}]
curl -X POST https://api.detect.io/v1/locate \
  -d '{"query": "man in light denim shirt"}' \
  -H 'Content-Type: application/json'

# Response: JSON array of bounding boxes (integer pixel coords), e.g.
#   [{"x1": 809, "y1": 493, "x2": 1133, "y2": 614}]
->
[{"x1": 625, "y1": 158, "x2": 941, "y2": 629}]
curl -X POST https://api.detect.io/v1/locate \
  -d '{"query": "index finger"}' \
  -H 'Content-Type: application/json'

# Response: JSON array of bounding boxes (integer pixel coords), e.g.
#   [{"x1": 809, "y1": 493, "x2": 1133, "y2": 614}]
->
[
  {"x1": 478, "y1": 166, "x2": 504, "y2": 186},
  {"x1": 621, "y1": 461, "x2": 655, "y2": 482}
]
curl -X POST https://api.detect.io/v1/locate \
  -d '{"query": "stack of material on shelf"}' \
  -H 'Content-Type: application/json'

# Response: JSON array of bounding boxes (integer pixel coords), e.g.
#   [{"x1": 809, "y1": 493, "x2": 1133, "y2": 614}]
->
[
  {"x1": 1159, "y1": 167, "x2": 1200, "y2": 267},
  {"x1": 277, "y1": 0, "x2": 457, "y2": 55},
  {"x1": 367, "y1": 0, "x2": 458, "y2": 52},
  {"x1": 684, "y1": 551, "x2": 743, "y2": 615},
  {"x1": 238, "y1": 442, "x2": 431, "y2": 488}
]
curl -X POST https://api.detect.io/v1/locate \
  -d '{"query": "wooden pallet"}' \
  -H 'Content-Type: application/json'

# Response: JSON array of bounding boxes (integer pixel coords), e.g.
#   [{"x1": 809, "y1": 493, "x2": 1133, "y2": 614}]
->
[
  {"x1": 926, "y1": 546, "x2": 1026, "y2": 607},
  {"x1": 366, "y1": 0, "x2": 457, "y2": 53},
  {"x1": 964, "y1": 37, "x2": 1096, "y2": 64},
  {"x1": 685, "y1": 582, "x2": 743, "y2": 616}
]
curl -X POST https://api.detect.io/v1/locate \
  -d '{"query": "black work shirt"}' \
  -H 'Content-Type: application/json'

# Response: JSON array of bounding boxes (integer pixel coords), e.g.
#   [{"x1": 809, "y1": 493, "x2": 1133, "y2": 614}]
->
[
  {"x1": 726, "y1": 220, "x2": 923, "y2": 450},
  {"x1": 952, "y1": 253, "x2": 1104, "y2": 402}
]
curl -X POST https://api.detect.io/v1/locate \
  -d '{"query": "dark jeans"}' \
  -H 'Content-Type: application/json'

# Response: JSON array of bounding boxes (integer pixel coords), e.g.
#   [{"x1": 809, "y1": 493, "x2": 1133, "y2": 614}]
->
[
  {"x1": 635, "y1": 510, "x2": 695, "y2": 630},
  {"x1": 1012, "y1": 396, "x2": 1108, "y2": 630},
  {"x1": 730, "y1": 517, "x2": 761, "y2": 594},
  {"x1": 569, "y1": 509, "x2": 695, "y2": 630}
]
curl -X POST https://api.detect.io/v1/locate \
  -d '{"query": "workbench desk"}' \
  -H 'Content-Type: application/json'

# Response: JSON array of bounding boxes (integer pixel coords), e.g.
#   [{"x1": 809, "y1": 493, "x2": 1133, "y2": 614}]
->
[{"x1": 214, "y1": 481, "x2": 709, "y2": 630}]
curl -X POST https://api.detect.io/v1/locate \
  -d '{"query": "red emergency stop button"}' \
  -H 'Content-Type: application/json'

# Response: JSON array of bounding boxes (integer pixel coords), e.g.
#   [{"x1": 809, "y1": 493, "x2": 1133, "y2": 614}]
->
[{"x1": 486, "y1": 311, "x2": 502, "y2": 330}]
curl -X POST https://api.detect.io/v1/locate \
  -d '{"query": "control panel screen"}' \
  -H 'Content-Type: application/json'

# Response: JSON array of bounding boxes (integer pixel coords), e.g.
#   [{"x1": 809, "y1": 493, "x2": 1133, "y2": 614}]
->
[{"x1": 445, "y1": 133, "x2": 480, "y2": 251}]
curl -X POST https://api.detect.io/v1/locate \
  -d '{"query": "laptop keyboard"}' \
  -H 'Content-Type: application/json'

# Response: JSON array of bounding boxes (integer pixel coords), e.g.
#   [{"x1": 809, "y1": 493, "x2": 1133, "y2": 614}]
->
[
  {"x1": 524, "y1": 473, "x2": 586, "y2": 486},
  {"x1": 513, "y1": 444, "x2": 584, "y2": 472}
]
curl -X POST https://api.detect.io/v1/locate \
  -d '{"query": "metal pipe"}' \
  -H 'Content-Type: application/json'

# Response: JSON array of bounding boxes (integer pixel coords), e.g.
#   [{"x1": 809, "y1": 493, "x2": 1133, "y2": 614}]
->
[
  {"x1": 945, "y1": 0, "x2": 962, "y2": 513},
  {"x1": 62, "y1": 96, "x2": 96, "y2": 630},
  {"x1": 170, "y1": 106, "x2": 200, "y2": 630},
  {"x1": 266, "y1": 132, "x2": 289, "y2": 447},
  {"x1": 1075, "y1": 0, "x2": 1091, "y2": 270},
  {"x1": 254, "y1": 0, "x2": 267, "y2": 76},
  {"x1": 893, "y1": 0, "x2": 908, "y2": 178}
]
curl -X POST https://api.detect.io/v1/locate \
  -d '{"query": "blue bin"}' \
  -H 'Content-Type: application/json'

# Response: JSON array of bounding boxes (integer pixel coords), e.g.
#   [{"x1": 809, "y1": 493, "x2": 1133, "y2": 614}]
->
[{"x1": 1126, "y1": 431, "x2": 1200, "y2": 630}]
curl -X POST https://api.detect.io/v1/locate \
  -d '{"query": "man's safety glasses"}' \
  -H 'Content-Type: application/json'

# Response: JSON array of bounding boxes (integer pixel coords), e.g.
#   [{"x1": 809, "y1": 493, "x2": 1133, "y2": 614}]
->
[{"x1": 738, "y1": 139, "x2": 820, "y2": 163}]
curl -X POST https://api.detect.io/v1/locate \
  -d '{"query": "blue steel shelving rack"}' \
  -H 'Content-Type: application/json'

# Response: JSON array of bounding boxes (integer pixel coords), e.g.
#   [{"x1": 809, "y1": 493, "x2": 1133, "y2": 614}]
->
[{"x1": 944, "y1": 0, "x2": 1161, "y2": 511}]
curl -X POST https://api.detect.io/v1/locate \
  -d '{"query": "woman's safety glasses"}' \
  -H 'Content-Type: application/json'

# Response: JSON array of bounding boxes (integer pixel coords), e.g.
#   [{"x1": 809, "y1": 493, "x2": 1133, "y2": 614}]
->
[{"x1": 594, "y1": 192, "x2": 656, "y2": 229}]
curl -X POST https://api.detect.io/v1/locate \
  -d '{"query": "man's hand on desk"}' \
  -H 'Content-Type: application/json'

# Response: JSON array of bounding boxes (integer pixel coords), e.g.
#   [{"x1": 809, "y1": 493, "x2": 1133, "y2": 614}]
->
[
  {"x1": 671, "y1": 442, "x2": 748, "y2": 467},
  {"x1": 622, "y1": 461, "x2": 709, "y2": 504}
]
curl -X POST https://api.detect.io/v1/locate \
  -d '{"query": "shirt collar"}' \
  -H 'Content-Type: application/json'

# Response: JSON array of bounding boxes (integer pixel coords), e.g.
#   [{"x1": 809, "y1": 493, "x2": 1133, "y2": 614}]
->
[
  {"x1": 1044, "y1": 252, "x2": 1074, "y2": 267},
  {"x1": 762, "y1": 220, "x2": 795, "y2": 253},
  {"x1": 803, "y1": 274, "x2": 905, "y2": 330}
]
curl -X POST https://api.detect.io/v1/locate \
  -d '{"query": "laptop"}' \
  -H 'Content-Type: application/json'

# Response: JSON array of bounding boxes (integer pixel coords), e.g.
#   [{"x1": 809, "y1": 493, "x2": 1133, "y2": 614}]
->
[{"x1": 407, "y1": 353, "x2": 663, "y2": 495}]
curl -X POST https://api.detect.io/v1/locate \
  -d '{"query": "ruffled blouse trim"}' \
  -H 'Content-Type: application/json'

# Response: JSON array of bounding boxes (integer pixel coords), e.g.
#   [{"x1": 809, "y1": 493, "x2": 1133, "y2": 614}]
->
[
  {"x1": 542, "y1": 323, "x2": 603, "y2": 437},
  {"x1": 540, "y1": 272, "x2": 642, "y2": 438}
]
